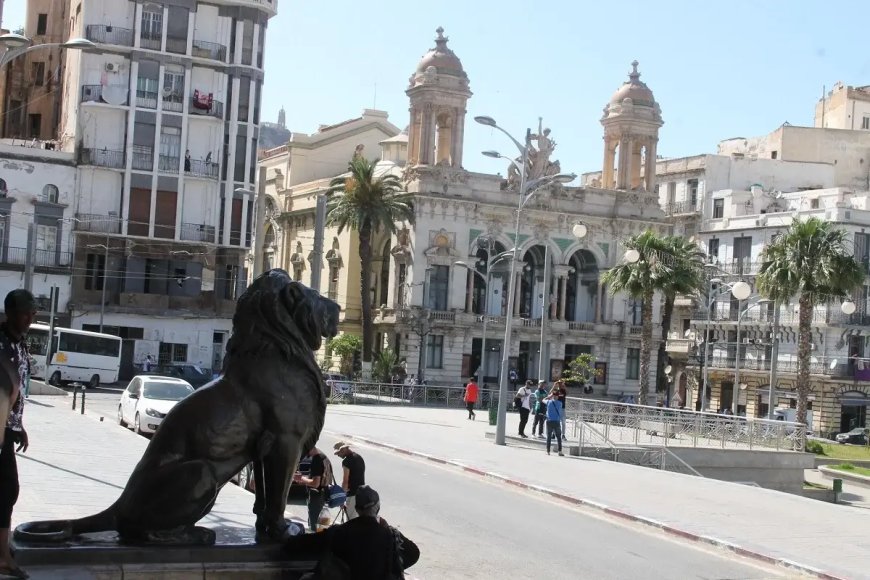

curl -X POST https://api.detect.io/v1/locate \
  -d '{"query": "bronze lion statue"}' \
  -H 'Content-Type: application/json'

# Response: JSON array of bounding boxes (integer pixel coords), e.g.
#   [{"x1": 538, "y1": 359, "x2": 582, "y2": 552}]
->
[{"x1": 15, "y1": 269, "x2": 340, "y2": 544}]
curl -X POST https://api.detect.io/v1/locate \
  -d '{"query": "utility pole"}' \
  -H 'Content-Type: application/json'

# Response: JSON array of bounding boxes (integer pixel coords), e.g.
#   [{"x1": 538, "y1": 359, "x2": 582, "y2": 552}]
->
[
  {"x1": 537, "y1": 243, "x2": 550, "y2": 381},
  {"x1": 310, "y1": 193, "x2": 327, "y2": 292},
  {"x1": 23, "y1": 223, "x2": 36, "y2": 292},
  {"x1": 46, "y1": 286, "x2": 58, "y2": 370},
  {"x1": 767, "y1": 303, "x2": 781, "y2": 419},
  {"x1": 99, "y1": 241, "x2": 108, "y2": 333}
]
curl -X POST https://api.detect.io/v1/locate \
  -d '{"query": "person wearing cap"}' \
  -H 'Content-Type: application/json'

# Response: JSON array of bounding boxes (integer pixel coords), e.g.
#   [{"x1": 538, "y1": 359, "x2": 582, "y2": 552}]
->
[
  {"x1": 0, "y1": 289, "x2": 35, "y2": 579},
  {"x1": 286, "y1": 484, "x2": 419, "y2": 580},
  {"x1": 333, "y1": 442, "x2": 365, "y2": 519},
  {"x1": 531, "y1": 381, "x2": 548, "y2": 439},
  {"x1": 515, "y1": 380, "x2": 533, "y2": 438}
]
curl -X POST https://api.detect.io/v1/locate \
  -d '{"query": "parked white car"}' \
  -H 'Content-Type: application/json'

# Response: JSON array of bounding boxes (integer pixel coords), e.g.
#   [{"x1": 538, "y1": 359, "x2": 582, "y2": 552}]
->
[
  {"x1": 118, "y1": 375, "x2": 195, "y2": 435},
  {"x1": 324, "y1": 372, "x2": 353, "y2": 395}
]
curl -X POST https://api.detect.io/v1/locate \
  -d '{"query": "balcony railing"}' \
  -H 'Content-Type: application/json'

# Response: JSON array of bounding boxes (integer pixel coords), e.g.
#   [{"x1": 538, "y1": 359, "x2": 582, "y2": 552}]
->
[
  {"x1": 663, "y1": 200, "x2": 699, "y2": 216},
  {"x1": 180, "y1": 223, "x2": 216, "y2": 243},
  {"x1": 165, "y1": 36, "x2": 187, "y2": 54},
  {"x1": 74, "y1": 213, "x2": 122, "y2": 234},
  {"x1": 140, "y1": 32, "x2": 162, "y2": 50},
  {"x1": 86, "y1": 24, "x2": 134, "y2": 47},
  {"x1": 704, "y1": 354, "x2": 870, "y2": 379},
  {"x1": 192, "y1": 39, "x2": 227, "y2": 62},
  {"x1": 132, "y1": 149, "x2": 153, "y2": 171},
  {"x1": 162, "y1": 94, "x2": 184, "y2": 113},
  {"x1": 79, "y1": 148, "x2": 125, "y2": 169},
  {"x1": 81, "y1": 84, "x2": 128, "y2": 106},
  {"x1": 184, "y1": 159, "x2": 219, "y2": 179},
  {"x1": 159, "y1": 155, "x2": 179, "y2": 173},
  {"x1": 136, "y1": 89, "x2": 158, "y2": 109},
  {"x1": 190, "y1": 97, "x2": 223, "y2": 119},
  {"x1": 713, "y1": 259, "x2": 762, "y2": 276},
  {"x1": 0, "y1": 247, "x2": 71, "y2": 269}
]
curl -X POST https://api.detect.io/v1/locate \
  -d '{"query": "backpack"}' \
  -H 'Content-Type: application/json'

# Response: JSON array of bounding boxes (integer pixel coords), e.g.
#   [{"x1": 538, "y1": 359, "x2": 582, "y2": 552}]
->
[{"x1": 320, "y1": 455, "x2": 347, "y2": 509}]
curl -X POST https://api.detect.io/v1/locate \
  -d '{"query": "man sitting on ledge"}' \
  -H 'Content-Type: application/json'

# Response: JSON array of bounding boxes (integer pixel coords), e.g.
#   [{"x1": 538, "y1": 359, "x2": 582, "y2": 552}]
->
[{"x1": 286, "y1": 485, "x2": 420, "y2": 580}]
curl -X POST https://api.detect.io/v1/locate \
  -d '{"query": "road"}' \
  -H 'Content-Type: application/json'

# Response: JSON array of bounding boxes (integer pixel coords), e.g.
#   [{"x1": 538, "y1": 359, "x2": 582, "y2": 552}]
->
[{"x1": 67, "y1": 392, "x2": 786, "y2": 578}]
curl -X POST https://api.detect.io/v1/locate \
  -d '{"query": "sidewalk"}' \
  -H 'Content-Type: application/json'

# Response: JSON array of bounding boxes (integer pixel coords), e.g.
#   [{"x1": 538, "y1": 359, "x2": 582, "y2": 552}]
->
[
  {"x1": 805, "y1": 468, "x2": 870, "y2": 509},
  {"x1": 325, "y1": 405, "x2": 870, "y2": 580}
]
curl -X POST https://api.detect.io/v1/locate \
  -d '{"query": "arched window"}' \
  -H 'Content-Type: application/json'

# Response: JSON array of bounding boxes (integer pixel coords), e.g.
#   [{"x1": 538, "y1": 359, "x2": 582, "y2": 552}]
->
[
  {"x1": 0, "y1": 179, "x2": 6, "y2": 195},
  {"x1": 43, "y1": 184, "x2": 59, "y2": 203}
]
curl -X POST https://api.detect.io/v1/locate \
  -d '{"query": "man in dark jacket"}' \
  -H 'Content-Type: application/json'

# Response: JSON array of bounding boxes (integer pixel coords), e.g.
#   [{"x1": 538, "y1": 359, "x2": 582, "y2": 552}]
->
[{"x1": 286, "y1": 485, "x2": 420, "y2": 580}]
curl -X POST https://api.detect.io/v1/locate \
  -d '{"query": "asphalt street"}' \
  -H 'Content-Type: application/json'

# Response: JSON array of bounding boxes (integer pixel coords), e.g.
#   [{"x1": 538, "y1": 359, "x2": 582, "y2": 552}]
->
[{"x1": 70, "y1": 392, "x2": 786, "y2": 579}]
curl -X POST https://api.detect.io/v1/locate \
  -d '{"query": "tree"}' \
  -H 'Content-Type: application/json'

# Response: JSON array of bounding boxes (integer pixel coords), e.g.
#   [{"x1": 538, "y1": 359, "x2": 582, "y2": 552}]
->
[
  {"x1": 327, "y1": 334, "x2": 362, "y2": 377},
  {"x1": 372, "y1": 348, "x2": 400, "y2": 383},
  {"x1": 327, "y1": 157, "x2": 415, "y2": 365},
  {"x1": 756, "y1": 218, "x2": 865, "y2": 425},
  {"x1": 602, "y1": 229, "x2": 703, "y2": 405},
  {"x1": 562, "y1": 353, "x2": 601, "y2": 389}
]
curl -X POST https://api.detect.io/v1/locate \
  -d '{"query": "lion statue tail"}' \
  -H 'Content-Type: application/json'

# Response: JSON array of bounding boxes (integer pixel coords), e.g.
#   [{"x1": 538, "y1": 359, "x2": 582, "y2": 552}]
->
[{"x1": 14, "y1": 505, "x2": 117, "y2": 542}]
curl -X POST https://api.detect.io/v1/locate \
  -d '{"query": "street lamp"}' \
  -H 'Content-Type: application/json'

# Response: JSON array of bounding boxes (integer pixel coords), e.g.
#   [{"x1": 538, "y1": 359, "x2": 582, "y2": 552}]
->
[
  {"x1": 733, "y1": 296, "x2": 770, "y2": 415},
  {"x1": 0, "y1": 34, "x2": 96, "y2": 70},
  {"x1": 699, "y1": 277, "x2": 751, "y2": 411},
  {"x1": 476, "y1": 114, "x2": 578, "y2": 446}
]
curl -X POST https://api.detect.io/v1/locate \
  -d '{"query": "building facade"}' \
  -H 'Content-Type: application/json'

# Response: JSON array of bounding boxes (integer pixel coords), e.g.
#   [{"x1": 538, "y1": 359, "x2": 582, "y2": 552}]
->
[
  {"x1": 25, "y1": 0, "x2": 278, "y2": 379},
  {"x1": 262, "y1": 30, "x2": 668, "y2": 398}
]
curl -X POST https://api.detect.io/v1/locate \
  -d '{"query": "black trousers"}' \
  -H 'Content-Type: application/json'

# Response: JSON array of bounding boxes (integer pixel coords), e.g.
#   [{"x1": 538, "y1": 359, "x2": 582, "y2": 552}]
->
[
  {"x1": 466, "y1": 401, "x2": 476, "y2": 418},
  {"x1": 518, "y1": 407, "x2": 530, "y2": 435},
  {"x1": 546, "y1": 420, "x2": 563, "y2": 453},
  {"x1": 307, "y1": 490, "x2": 325, "y2": 533},
  {"x1": 532, "y1": 412, "x2": 545, "y2": 435},
  {"x1": 0, "y1": 428, "x2": 20, "y2": 528}
]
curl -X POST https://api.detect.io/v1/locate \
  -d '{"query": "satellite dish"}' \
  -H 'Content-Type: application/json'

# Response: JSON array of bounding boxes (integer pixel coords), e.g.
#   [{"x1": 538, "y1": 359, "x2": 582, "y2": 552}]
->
[
  {"x1": 102, "y1": 86, "x2": 128, "y2": 107},
  {"x1": 664, "y1": 365, "x2": 673, "y2": 375},
  {"x1": 830, "y1": 359, "x2": 839, "y2": 370},
  {"x1": 739, "y1": 383, "x2": 748, "y2": 391}
]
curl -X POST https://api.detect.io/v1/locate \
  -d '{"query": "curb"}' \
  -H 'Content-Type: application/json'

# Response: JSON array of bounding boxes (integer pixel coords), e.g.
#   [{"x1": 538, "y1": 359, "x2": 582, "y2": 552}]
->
[
  {"x1": 337, "y1": 433, "x2": 846, "y2": 580},
  {"x1": 819, "y1": 465, "x2": 870, "y2": 489}
]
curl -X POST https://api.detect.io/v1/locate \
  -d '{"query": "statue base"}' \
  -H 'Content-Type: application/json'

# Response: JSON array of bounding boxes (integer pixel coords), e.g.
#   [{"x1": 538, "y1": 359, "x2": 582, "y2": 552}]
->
[{"x1": 11, "y1": 523, "x2": 316, "y2": 579}]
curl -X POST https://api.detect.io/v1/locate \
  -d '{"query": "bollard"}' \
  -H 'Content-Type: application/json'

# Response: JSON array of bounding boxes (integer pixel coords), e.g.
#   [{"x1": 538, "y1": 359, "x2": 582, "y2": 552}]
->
[
  {"x1": 70, "y1": 383, "x2": 85, "y2": 415},
  {"x1": 833, "y1": 478, "x2": 843, "y2": 503},
  {"x1": 72, "y1": 386, "x2": 77, "y2": 411}
]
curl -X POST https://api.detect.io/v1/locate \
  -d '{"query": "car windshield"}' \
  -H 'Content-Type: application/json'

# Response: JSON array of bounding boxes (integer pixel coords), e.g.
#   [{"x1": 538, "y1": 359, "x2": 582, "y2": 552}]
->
[{"x1": 143, "y1": 382, "x2": 194, "y2": 401}]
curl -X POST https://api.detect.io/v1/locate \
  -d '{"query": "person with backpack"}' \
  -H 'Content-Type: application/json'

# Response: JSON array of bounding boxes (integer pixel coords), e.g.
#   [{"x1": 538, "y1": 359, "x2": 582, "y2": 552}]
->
[
  {"x1": 531, "y1": 380, "x2": 548, "y2": 438},
  {"x1": 294, "y1": 446, "x2": 333, "y2": 532},
  {"x1": 515, "y1": 380, "x2": 532, "y2": 438}
]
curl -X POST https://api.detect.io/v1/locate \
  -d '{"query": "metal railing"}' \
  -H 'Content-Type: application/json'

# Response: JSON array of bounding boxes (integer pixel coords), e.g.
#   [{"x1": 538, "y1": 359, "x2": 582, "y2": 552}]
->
[
  {"x1": 0, "y1": 247, "x2": 71, "y2": 268},
  {"x1": 565, "y1": 397, "x2": 807, "y2": 452},
  {"x1": 663, "y1": 200, "x2": 699, "y2": 215},
  {"x1": 74, "y1": 213, "x2": 122, "y2": 234},
  {"x1": 165, "y1": 36, "x2": 187, "y2": 54},
  {"x1": 81, "y1": 85, "x2": 109, "y2": 104},
  {"x1": 713, "y1": 259, "x2": 762, "y2": 276},
  {"x1": 162, "y1": 94, "x2": 184, "y2": 113},
  {"x1": 192, "y1": 39, "x2": 228, "y2": 62},
  {"x1": 159, "y1": 155, "x2": 179, "y2": 173},
  {"x1": 86, "y1": 24, "x2": 134, "y2": 47},
  {"x1": 327, "y1": 381, "x2": 502, "y2": 410},
  {"x1": 132, "y1": 149, "x2": 154, "y2": 171},
  {"x1": 79, "y1": 148, "x2": 125, "y2": 169},
  {"x1": 140, "y1": 33, "x2": 162, "y2": 50},
  {"x1": 136, "y1": 89, "x2": 158, "y2": 109},
  {"x1": 705, "y1": 354, "x2": 867, "y2": 379},
  {"x1": 180, "y1": 223, "x2": 216, "y2": 243},
  {"x1": 184, "y1": 159, "x2": 219, "y2": 179},
  {"x1": 190, "y1": 97, "x2": 223, "y2": 119}
]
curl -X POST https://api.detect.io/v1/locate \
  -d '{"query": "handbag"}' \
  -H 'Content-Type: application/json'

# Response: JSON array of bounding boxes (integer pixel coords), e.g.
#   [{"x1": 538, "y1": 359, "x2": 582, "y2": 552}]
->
[{"x1": 326, "y1": 482, "x2": 346, "y2": 509}]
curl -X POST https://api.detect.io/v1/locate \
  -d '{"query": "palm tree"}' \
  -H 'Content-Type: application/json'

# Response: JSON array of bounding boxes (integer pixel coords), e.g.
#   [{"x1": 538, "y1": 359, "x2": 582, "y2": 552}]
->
[
  {"x1": 602, "y1": 230, "x2": 703, "y2": 405},
  {"x1": 756, "y1": 218, "x2": 865, "y2": 425},
  {"x1": 327, "y1": 156, "x2": 415, "y2": 365}
]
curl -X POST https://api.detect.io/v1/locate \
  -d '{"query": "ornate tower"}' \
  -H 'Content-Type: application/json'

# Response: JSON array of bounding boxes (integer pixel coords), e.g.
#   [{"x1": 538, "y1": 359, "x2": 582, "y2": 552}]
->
[
  {"x1": 600, "y1": 61, "x2": 663, "y2": 191},
  {"x1": 277, "y1": 106, "x2": 286, "y2": 129},
  {"x1": 406, "y1": 27, "x2": 472, "y2": 168}
]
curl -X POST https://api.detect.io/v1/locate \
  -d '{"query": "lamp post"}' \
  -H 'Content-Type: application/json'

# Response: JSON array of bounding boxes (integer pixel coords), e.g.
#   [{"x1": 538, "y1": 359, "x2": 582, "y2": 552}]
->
[
  {"x1": 733, "y1": 296, "x2": 770, "y2": 415},
  {"x1": 0, "y1": 33, "x2": 95, "y2": 70},
  {"x1": 475, "y1": 115, "x2": 577, "y2": 446},
  {"x1": 86, "y1": 243, "x2": 111, "y2": 333}
]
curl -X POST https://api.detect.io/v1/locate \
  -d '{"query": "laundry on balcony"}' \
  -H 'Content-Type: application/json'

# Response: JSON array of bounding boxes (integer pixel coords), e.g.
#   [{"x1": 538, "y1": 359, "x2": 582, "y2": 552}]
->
[{"x1": 192, "y1": 90, "x2": 214, "y2": 110}]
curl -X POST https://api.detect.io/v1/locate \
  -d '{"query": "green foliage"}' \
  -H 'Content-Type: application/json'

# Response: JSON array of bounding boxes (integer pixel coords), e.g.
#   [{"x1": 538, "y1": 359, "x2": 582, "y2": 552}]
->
[
  {"x1": 372, "y1": 348, "x2": 399, "y2": 383},
  {"x1": 562, "y1": 353, "x2": 601, "y2": 387},
  {"x1": 805, "y1": 440, "x2": 825, "y2": 455},
  {"x1": 327, "y1": 334, "x2": 362, "y2": 377}
]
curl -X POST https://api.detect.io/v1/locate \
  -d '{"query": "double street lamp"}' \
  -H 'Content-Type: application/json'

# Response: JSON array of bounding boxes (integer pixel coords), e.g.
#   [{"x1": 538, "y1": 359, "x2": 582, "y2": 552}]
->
[
  {"x1": 0, "y1": 33, "x2": 95, "y2": 70},
  {"x1": 475, "y1": 115, "x2": 579, "y2": 446}
]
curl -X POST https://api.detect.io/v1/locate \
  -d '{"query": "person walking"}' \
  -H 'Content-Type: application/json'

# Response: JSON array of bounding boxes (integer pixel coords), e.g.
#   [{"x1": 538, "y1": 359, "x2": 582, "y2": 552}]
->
[
  {"x1": 516, "y1": 380, "x2": 532, "y2": 438},
  {"x1": 0, "y1": 289, "x2": 35, "y2": 579},
  {"x1": 142, "y1": 354, "x2": 154, "y2": 373},
  {"x1": 463, "y1": 377, "x2": 479, "y2": 420},
  {"x1": 554, "y1": 379, "x2": 568, "y2": 441},
  {"x1": 333, "y1": 442, "x2": 365, "y2": 519},
  {"x1": 294, "y1": 446, "x2": 332, "y2": 533},
  {"x1": 545, "y1": 390, "x2": 564, "y2": 456},
  {"x1": 532, "y1": 380, "x2": 548, "y2": 438}
]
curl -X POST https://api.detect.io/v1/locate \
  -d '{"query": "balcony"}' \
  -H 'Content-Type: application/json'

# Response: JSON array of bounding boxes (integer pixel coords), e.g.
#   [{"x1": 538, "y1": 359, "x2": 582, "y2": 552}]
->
[
  {"x1": 86, "y1": 24, "x2": 134, "y2": 47},
  {"x1": 665, "y1": 336, "x2": 693, "y2": 356},
  {"x1": 184, "y1": 159, "x2": 219, "y2": 179},
  {"x1": 663, "y1": 200, "x2": 699, "y2": 216},
  {"x1": 165, "y1": 36, "x2": 187, "y2": 55},
  {"x1": 140, "y1": 32, "x2": 162, "y2": 51},
  {"x1": 192, "y1": 39, "x2": 227, "y2": 62},
  {"x1": 162, "y1": 93, "x2": 184, "y2": 113},
  {"x1": 705, "y1": 355, "x2": 868, "y2": 380},
  {"x1": 132, "y1": 149, "x2": 153, "y2": 171},
  {"x1": 159, "y1": 155, "x2": 179, "y2": 174},
  {"x1": 136, "y1": 89, "x2": 158, "y2": 109},
  {"x1": 0, "y1": 247, "x2": 71, "y2": 269},
  {"x1": 180, "y1": 223, "x2": 216, "y2": 243},
  {"x1": 74, "y1": 213, "x2": 122, "y2": 234},
  {"x1": 714, "y1": 259, "x2": 762, "y2": 276},
  {"x1": 190, "y1": 96, "x2": 223, "y2": 120},
  {"x1": 81, "y1": 84, "x2": 128, "y2": 106},
  {"x1": 79, "y1": 148, "x2": 125, "y2": 169}
]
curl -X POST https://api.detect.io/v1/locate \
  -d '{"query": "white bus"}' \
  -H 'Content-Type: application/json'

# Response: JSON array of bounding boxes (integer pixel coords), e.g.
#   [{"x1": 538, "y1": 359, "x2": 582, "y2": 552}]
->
[{"x1": 27, "y1": 324, "x2": 122, "y2": 388}]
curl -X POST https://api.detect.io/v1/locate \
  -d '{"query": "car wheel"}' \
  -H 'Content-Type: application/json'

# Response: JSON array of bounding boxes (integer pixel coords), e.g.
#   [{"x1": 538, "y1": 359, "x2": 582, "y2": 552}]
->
[
  {"x1": 118, "y1": 405, "x2": 126, "y2": 427},
  {"x1": 49, "y1": 371, "x2": 62, "y2": 387},
  {"x1": 89, "y1": 374, "x2": 100, "y2": 389},
  {"x1": 134, "y1": 413, "x2": 142, "y2": 435}
]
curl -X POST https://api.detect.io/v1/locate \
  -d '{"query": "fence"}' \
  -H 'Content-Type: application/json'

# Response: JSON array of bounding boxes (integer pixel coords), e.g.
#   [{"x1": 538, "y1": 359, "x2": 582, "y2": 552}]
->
[
  {"x1": 565, "y1": 397, "x2": 806, "y2": 452},
  {"x1": 328, "y1": 381, "x2": 501, "y2": 410}
]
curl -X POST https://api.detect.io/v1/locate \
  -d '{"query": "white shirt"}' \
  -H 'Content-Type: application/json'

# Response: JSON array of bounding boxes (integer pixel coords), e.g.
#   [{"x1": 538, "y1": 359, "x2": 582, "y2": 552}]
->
[{"x1": 517, "y1": 386, "x2": 532, "y2": 410}]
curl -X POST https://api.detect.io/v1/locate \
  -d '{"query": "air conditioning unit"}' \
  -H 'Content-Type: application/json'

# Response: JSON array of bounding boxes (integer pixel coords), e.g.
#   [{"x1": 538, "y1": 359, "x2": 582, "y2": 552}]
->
[{"x1": 105, "y1": 62, "x2": 117, "y2": 72}]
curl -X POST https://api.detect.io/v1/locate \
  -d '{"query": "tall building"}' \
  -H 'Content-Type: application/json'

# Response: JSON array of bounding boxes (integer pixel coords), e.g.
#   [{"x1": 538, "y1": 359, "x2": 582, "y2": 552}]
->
[
  {"x1": 0, "y1": 0, "x2": 70, "y2": 140},
  {"x1": 53, "y1": 0, "x2": 277, "y2": 378},
  {"x1": 261, "y1": 30, "x2": 669, "y2": 398}
]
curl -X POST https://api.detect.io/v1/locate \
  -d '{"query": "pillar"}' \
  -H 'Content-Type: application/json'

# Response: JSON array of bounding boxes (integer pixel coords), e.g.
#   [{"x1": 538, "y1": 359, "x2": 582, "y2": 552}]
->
[
  {"x1": 451, "y1": 109, "x2": 466, "y2": 167},
  {"x1": 602, "y1": 137, "x2": 614, "y2": 189},
  {"x1": 626, "y1": 137, "x2": 636, "y2": 190},
  {"x1": 595, "y1": 283, "x2": 605, "y2": 323},
  {"x1": 559, "y1": 275, "x2": 568, "y2": 321},
  {"x1": 408, "y1": 107, "x2": 420, "y2": 164},
  {"x1": 465, "y1": 270, "x2": 474, "y2": 313},
  {"x1": 513, "y1": 270, "x2": 522, "y2": 317},
  {"x1": 421, "y1": 105, "x2": 435, "y2": 165},
  {"x1": 617, "y1": 136, "x2": 630, "y2": 189},
  {"x1": 645, "y1": 138, "x2": 658, "y2": 192}
]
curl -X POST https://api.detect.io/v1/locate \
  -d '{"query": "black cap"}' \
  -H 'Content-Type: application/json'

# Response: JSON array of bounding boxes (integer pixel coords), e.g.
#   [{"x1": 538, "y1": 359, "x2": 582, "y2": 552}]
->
[
  {"x1": 354, "y1": 485, "x2": 380, "y2": 511},
  {"x1": 5, "y1": 289, "x2": 36, "y2": 314}
]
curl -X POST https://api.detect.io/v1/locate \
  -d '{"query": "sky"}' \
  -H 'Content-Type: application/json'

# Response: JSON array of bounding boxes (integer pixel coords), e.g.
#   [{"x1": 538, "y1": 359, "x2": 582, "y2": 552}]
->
[{"x1": 5, "y1": 0, "x2": 870, "y2": 175}]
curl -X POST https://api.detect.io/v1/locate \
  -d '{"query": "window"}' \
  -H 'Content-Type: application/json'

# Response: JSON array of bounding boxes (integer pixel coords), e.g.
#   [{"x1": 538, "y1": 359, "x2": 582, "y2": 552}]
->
[
  {"x1": 810, "y1": 198, "x2": 820, "y2": 209},
  {"x1": 666, "y1": 182, "x2": 676, "y2": 204},
  {"x1": 626, "y1": 348, "x2": 640, "y2": 380},
  {"x1": 223, "y1": 264, "x2": 240, "y2": 300},
  {"x1": 141, "y1": 4, "x2": 163, "y2": 45},
  {"x1": 687, "y1": 178, "x2": 699, "y2": 207},
  {"x1": 36, "y1": 14, "x2": 48, "y2": 35},
  {"x1": 42, "y1": 184, "x2": 59, "y2": 203},
  {"x1": 863, "y1": 117, "x2": 870, "y2": 130},
  {"x1": 85, "y1": 253, "x2": 106, "y2": 291},
  {"x1": 734, "y1": 237, "x2": 752, "y2": 270},
  {"x1": 241, "y1": 20, "x2": 254, "y2": 65},
  {"x1": 426, "y1": 334, "x2": 444, "y2": 369},
  {"x1": 28, "y1": 114, "x2": 41, "y2": 138},
  {"x1": 159, "y1": 126, "x2": 181, "y2": 170},
  {"x1": 0, "y1": 178, "x2": 6, "y2": 193},
  {"x1": 162, "y1": 67, "x2": 185, "y2": 109},
  {"x1": 629, "y1": 299, "x2": 642, "y2": 326},
  {"x1": 771, "y1": 150, "x2": 778, "y2": 159},
  {"x1": 58, "y1": 332, "x2": 121, "y2": 357},
  {"x1": 712, "y1": 198, "x2": 724, "y2": 219},
  {"x1": 238, "y1": 79, "x2": 251, "y2": 122},
  {"x1": 427, "y1": 265, "x2": 449, "y2": 310},
  {"x1": 158, "y1": 342, "x2": 188, "y2": 365},
  {"x1": 31, "y1": 62, "x2": 45, "y2": 86},
  {"x1": 36, "y1": 224, "x2": 57, "y2": 253}
]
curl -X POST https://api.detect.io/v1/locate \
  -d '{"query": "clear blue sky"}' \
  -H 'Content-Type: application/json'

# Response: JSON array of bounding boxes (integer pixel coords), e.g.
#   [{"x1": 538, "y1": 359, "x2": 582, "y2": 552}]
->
[{"x1": 6, "y1": 1, "x2": 870, "y2": 174}]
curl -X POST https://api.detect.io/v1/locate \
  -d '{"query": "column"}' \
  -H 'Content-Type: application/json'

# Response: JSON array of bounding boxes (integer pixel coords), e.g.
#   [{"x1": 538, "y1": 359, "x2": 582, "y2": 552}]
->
[
  {"x1": 595, "y1": 283, "x2": 605, "y2": 323},
  {"x1": 421, "y1": 105, "x2": 435, "y2": 165},
  {"x1": 559, "y1": 275, "x2": 568, "y2": 320},
  {"x1": 407, "y1": 107, "x2": 420, "y2": 164},
  {"x1": 451, "y1": 108, "x2": 466, "y2": 167},
  {"x1": 465, "y1": 270, "x2": 474, "y2": 313},
  {"x1": 617, "y1": 136, "x2": 630, "y2": 189},
  {"x1": 601, "y1": 138, "x2": 614, "y2": 188},
  {"x1": 513, "y1": 271, "x2": 521, "y2": 317},
  {"x1": 625, "y1": 137, "x2": 636, "y2": 190},
  {"x1": 645, "y1": 138, "x2": 658, "y2": 192}
]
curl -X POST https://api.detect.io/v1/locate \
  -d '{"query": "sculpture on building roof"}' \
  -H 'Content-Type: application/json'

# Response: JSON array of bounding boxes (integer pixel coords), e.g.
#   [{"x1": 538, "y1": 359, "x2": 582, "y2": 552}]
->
[{"x1": 505, "y1": 117, "x2": 562, "y2": 190}]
